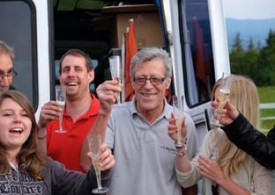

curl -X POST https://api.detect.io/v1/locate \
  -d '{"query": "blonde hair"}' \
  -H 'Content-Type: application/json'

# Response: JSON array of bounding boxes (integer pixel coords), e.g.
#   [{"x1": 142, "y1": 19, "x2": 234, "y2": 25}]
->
[{"x1": 212, "y1": 75, "x2": 259, "y2": 176}]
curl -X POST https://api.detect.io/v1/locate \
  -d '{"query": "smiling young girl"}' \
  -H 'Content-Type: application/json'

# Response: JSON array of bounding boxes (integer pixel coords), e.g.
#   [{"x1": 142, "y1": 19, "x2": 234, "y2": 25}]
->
[{"x1": 0, "y1": 90, "x2": 114, "y2": 195}]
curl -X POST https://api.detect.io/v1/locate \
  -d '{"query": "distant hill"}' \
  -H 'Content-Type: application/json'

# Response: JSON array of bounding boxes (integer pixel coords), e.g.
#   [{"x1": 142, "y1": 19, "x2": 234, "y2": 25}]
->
[{"x1": 226, "y1": 18, "x2": 275, "y2": 51}]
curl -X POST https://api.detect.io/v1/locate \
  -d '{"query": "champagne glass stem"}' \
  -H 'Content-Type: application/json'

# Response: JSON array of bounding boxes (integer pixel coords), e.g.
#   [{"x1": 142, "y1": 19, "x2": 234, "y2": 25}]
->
[
  {"x1": 93, "y1": 158, "x2": 103, "y2": 189},
  {"x1": 97, "y1": 174, "x2": 103, "y2": 189},
  {"x1": 112, "y1": 77, "x2": 121, "y2": 104},
  {"x1": 59, "y1": 112, "x2": 63, "y2": 132},
  {"x1": 176, "y1": 116, "x2": 184, "y2": 146},
  {"x1": 117, "y1": 91, "x2": 121, "y2": 104},
  {"x1": 177, "y1": 127, "x2": 182, "y2": 144}
]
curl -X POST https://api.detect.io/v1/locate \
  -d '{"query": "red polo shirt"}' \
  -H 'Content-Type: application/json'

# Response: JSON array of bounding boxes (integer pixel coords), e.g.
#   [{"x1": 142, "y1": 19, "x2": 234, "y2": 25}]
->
[{"x1": 46, "y1": 94, "x2": 100, "y2": 172}]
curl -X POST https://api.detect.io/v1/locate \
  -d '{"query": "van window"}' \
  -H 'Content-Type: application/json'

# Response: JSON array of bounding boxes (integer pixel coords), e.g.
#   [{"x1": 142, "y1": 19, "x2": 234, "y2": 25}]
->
[
  {"x1": 0, "y1": 0, "x2": 38, "y2": 109},
  {"x1": 179, "y1": 0, "x2": 215, "y2": 107}
]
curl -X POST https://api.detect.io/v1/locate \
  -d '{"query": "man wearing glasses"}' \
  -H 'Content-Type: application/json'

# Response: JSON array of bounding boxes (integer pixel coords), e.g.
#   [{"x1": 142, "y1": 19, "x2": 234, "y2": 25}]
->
[
  {"x1": 0, "y1": 41, "x2": 17, "y2": 95},
  {"x1": 82, "y1": 47, "x2": 198, "y2": 195}
]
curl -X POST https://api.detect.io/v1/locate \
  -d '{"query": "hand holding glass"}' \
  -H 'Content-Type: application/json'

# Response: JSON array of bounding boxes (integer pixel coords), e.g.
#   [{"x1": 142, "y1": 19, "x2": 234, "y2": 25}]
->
[
  {"x1": 172, "y1": 95, "x2": 185, "y2": 148},
  {"x1": 211, "y1": 75, "x2": 232, "y2": 128},
  {"x1": 88, "y1": 134, "x2": 109, "y2": 194},
  {"x1": 55, "y1": 86, "x2": 67, "y2": 133},
  {"x1": 109, "y1": 56, "x2": 122, "y2": 104}
]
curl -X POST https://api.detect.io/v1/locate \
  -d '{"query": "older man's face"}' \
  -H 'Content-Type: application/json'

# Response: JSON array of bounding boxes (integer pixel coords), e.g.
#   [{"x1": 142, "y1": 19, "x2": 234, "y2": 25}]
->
[
  {"x1": 132, "y1": 59, "x2": 171, "y2": 120},
  {"x1": 0, "y1": 54, "x2": 13, "y2": 94}
]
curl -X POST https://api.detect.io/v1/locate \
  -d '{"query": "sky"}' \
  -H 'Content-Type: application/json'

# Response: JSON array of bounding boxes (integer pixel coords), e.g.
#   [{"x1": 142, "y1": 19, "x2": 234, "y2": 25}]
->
[{"x1": 223, "y1": 0, "x2": 275, "y2": 19}]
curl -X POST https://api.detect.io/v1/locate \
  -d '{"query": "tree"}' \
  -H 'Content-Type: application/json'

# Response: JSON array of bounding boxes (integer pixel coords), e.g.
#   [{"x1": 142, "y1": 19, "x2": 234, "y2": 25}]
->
[
  {"x1": 244, "y1": 38, "x2": 260, "y2": 82},
  {"x1": 258, "y1": 30, "x2": 275, "y2": 86},
  {"x1": 248, "y1": 37, "x2": 254, "y2": 51},
  {"x1": 229, "y1": 31, "x2": 275, "y2": 86},
  {"x1": 256, "y1": 41, "x2": 262, "y2": 51},
  {"x1": 231, "y1": 32, "x2": 243, "y2": 52},
  {"x1": 230, "y1": 33, "x2": 246, "y2": 74}
]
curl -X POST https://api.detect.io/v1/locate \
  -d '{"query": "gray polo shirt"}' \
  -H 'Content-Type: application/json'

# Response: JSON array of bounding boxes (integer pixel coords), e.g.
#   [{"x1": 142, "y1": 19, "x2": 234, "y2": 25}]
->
[{"x1": 106, "y1": 98, "x2": 198, "y2": 195}]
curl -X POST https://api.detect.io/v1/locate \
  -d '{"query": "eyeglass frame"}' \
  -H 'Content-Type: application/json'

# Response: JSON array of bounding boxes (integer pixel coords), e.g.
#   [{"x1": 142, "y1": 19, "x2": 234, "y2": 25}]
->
[
  {"x1": 0, "y1": 68, "x2": 17, "y2": 82},
  {"x1": 133, "y1": 76, "x2": 166, "y2": 86}
]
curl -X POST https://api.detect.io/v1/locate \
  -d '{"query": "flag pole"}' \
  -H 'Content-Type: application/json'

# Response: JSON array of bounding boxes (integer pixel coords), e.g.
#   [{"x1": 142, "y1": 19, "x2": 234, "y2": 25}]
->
[{"x1": 121, "y1": 27, "x2": 127, "y2": 102}]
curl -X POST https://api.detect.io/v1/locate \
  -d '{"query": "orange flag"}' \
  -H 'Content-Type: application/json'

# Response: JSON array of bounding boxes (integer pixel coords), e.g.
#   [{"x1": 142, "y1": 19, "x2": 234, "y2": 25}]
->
[
  {"x1": 125, "y1": 19, "x2": 137, "y2": 101},
  {"x1": 192, "y1": 17, "x2": 209, "y2": 84}
]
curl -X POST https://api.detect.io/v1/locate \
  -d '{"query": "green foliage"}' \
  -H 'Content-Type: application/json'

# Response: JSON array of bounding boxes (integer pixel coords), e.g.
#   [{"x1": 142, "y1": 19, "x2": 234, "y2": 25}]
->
[{"x1": 230, "y1": 30, "x2": 275, "y2": 86}]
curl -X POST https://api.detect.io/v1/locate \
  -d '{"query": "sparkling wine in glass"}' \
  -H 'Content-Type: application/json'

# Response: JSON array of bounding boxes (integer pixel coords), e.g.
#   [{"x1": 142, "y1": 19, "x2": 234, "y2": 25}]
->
[
  {"x1": 109, "y1": 56, "x2": 122, "y2": 104},
  {"x1": 88, "y1": 134, "x2": 109, "y2": 194},
  {"x1": 55, "y1": 85, "x2": 67, "y2": 133},
  {"x1": 211, "y1": 74, "x2": 232, "y2": 128},
  {"x1": 172, "y1": 95, "x2": 185, "y2": 148}
]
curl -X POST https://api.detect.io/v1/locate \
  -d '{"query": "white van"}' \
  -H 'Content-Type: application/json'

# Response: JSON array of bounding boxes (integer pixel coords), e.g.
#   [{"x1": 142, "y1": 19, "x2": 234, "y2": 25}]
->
[{"x1": 0, "y1": 0, "x2": 230, "y2": 148}]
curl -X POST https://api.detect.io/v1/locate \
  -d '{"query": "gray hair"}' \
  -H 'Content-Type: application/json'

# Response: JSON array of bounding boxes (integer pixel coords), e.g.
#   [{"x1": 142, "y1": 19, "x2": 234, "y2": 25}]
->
[
  {"x1": 0, "y1": 40, "x2": 14, "y2": 60},
  {"x1": 130, "y1": 47, "x2": 172, "y2": 80}
]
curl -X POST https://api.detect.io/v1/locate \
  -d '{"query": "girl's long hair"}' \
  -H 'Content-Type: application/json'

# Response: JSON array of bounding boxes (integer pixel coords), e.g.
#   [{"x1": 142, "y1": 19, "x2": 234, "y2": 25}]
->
[{"x1": 212, "y1": 75, "x2": 259, "y2": 176}]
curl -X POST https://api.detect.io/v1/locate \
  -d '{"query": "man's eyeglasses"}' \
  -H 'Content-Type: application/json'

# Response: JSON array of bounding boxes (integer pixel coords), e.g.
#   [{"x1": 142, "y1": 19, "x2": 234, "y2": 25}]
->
[
  {"x1": 0, "y1": 68, "x2": 17, "y2": 82},
  {"x1": 133, "y1": 77, "x2": 166, "y2": 86}
]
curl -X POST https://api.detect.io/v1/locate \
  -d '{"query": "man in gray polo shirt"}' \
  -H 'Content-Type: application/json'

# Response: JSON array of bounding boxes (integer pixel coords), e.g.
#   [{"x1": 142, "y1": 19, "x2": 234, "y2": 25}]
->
[{"x1": 85, "y1": 47, "x2": 198, "y2": 194}]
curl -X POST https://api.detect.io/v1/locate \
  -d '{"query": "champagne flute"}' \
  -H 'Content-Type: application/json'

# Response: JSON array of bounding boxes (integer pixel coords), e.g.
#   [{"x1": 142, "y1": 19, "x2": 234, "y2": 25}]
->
[
  {"x1": 109, "y1": 56, "x2": 122, "y2": 104},
  {"x1": 211, "y1": 74, "x2": 232, "y2": 128},
  {"x1": 88, "y1": 134, "x2": 109, "y2": 194},
  {"x1": 172, "y1": 95, "x2": 185, "y2": 148},
  {"x1": 218, "y1": 75, "x2": 231, "y2": 106},
  {"x1": 55, "y1": 85, "x2": 67, "y2": 133}
]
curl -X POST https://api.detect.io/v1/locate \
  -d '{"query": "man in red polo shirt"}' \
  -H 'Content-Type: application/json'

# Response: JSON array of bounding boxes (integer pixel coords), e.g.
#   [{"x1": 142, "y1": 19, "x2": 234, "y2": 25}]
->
[{"x1": 38, "y1": 49, "x2": 100, "y2": 173}]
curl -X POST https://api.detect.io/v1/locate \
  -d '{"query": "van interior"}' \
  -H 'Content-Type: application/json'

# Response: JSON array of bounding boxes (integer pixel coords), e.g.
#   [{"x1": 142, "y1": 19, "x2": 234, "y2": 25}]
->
[{"x1": 53, "y1": 0, "x2": 160, "y2": 92}]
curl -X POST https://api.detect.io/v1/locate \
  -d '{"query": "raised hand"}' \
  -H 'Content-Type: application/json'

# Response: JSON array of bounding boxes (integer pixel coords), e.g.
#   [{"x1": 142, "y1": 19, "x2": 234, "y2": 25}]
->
[
  {"x1": 98, "y1": 143, "x2": 115, "y2": 171},
  {"x1": 96, "y1": 80, "x2": 122, "y2": 114},
  {"x1": 168, "y1": 113, "x2": 186, "y2": 142},
  {"x1": 213, "y1": 100, "x2": 239, "y2": 126},
  {"x1": 38, "y1": 101, "x2": 62, "y2": 128}
]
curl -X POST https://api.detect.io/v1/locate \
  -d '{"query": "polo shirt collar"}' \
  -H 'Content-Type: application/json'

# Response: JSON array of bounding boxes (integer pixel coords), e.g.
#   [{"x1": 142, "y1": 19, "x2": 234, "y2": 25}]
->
[{"x1": 63, "y1": 93, "x2": 100, "y2": 119}]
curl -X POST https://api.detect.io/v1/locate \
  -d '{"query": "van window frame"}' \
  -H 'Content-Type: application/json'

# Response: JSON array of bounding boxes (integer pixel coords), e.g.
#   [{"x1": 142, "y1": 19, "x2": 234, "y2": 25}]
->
[
  {"x1": 0, "y1": 0, "x2": 38, "y2": 110},
  {"x1": 178, "y1": 0, "x2": 216, "y2": 108}
]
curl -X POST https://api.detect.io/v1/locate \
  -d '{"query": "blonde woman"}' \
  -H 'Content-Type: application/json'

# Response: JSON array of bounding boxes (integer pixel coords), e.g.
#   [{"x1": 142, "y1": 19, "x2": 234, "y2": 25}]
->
[
  {"x1": 218, "y1": 85, "x2": 275, "y2": 170},
  {"x1": 168, "y1": 75, "x2": 271, "y2": 195}
]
